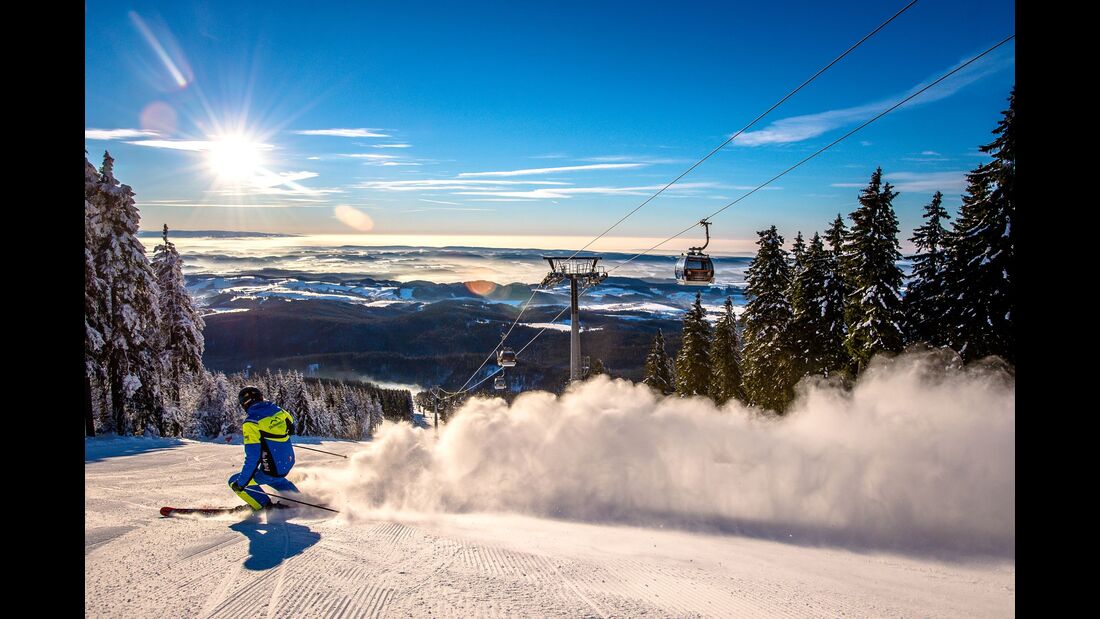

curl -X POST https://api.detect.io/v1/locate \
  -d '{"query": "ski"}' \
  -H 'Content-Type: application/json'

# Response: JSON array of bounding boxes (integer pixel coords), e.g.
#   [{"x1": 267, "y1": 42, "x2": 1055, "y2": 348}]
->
[
  {"x1": 159, "y1": 503, "x2": 295, "y2": 517},
  {"x1": 159, "y1": 505, "x2": 254, "y2": 517}
]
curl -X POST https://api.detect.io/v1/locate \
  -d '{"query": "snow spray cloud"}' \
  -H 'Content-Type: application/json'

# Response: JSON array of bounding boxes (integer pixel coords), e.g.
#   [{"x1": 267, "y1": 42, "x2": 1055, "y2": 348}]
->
[{"x1": 300, "y1": 350, "x2": 1014, "y2": 556}]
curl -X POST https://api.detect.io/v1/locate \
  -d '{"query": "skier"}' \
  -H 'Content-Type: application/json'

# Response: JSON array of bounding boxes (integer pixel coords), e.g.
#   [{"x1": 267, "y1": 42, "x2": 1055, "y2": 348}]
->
[{"x1": 228, "y1": 386, "x2": 300, "y2": 510}]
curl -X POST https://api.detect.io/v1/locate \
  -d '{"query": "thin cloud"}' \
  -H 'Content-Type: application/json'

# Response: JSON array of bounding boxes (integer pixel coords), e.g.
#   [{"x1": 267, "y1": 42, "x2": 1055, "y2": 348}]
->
[
  {"x1": 126, "y1": 139, "x2": 212, "y2": 151},
  {"x1": 402, "y1": 207, "x2": 495, "y2": 213},
  {"x1": 295, "y1": 128, "x2": 389, "y2": 138},
  {"x1": 135, "y1": 201, "x2": 321, "y2": 208},
  {"x1": 902, "y1": 150, "x2": 950, "y2": 162},
  {"x1": 86, "y1": 128, "x2": 161, "y2": 140},
  {"x1": 454, "y1": 182, "x2": 716, "y2": 199},
  {"x1": 380, "y1": 161, "x2": 422, "y2": 166},
  {"x1": 371, "y1": 143, "x2": 412, "y2": 149},
  {"x1": 125, "y1": 139, "x2": 274, "y2": 151},
  {"x1": 419, "y1": 199, "x2": 461, "y2": 205},
  {"x1": 737, "y1": 46, "x2": 1014, "y2": 146},
  {"x1": 342, "y1": 153, "x2": 397, "y2": 159},
  {"x1": 250, "y1": 171, "x2": 319, "y2": 188},
  {"x1": 890, "y1": 171, "x2": 969, "y2": 192},
  {"x1": 458, "y1": 163, "x2": 646, "y2": 177},
  {"x1": 831, "y1": 171, "x2": 968, "y2": 193},
  {"x1": 356, "y1": 179, "x2": 571, "y2": 191},
  {"x1": 580, "y1": 155, "x2": 692, "y2": 165}
]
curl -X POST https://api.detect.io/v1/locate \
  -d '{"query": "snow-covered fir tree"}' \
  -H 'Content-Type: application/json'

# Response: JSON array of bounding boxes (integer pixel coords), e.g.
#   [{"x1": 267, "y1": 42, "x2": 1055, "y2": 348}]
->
[
  {"x1": 741, "y1": 226, "x2": 797, "y2": 412},
  {"x1": 85, "y1": 154, "x2": 110, "y2": 434},
  {"x1": 283, "y1": 370, "x2": 314, "y2": 435},
  {"x1": 193, "y1": 371, "x2": 238, "y2": 438},
  {"x1": 642, "y1": 329, "x2": 675, "y2": 395},
  {"x1": 152, "y1": 224, "x2": 206, "y2": 404},
  {"x1": 674, "y1": 293, "x2": 712, "y2": 397},
  {"x1": 269, "y1": 370, "x2": 289, "y2": 410},
  {"x1": 786, "y1": 230, "x2": 810, "y2": 375},
  {"x1": 822, "y1": 214, "x2": 851, "y2": 377},
  {"x1": 790, "y1": 233, "x2": 838, "y2": 378},
  {"x1": 311, "y1": 381, "x2": 337, "y2": 437},
  {"x1": 939, "y1": 89, "x2": 1015, "y2": 363},
  {"x1": 368, "y1": 393, "x2": 385, "y2": 437},
  {"x1": 790, "y1": 231, "x2": 807, "y2": 277},
  {"x1": 92, "y1": 152, "x2": 167, "y2": 435},
  {"x1": 843, "y1": 168, "x2": 905, "y2": 372},
  {"x1": 708, "y1": 297, "x2": 744, "y2": 405},
  {"x1": 903, "y1": 191, "x2": 951, "y2": 345}
]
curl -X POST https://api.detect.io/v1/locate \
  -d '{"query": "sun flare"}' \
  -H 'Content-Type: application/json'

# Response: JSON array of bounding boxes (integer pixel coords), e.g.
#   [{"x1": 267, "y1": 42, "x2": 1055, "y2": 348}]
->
[{"x1": 205, "y1": 134, "x2": 265, "y2": 181}]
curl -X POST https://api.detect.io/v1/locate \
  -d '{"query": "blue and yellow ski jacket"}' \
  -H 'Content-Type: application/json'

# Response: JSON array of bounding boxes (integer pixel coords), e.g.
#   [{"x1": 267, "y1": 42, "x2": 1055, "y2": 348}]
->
[{"x1": 237, "y1": 401, "x2": 296, "y2": 484}]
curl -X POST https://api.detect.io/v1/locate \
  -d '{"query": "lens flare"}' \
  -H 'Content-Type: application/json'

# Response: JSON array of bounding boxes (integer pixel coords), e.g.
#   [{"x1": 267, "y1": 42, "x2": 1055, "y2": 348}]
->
[
  {"x1": 139, "y1": 101, "x2": 177, "y2": 134},
  {"x1": 465, "y1": 280, "x2": 498, "y2": 296},
  {"x1": 334, "y1": 205, "x2": 375, "y2": 232}
]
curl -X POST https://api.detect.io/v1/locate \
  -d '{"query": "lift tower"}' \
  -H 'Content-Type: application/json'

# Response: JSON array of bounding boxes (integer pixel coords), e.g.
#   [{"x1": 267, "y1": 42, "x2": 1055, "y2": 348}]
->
[{"x1": 542, "y1": 256, "x2": 607, "y2": 382}]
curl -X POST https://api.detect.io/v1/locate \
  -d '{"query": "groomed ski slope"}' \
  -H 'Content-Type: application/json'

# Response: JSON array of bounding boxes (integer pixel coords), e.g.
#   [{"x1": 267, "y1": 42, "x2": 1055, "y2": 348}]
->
[{"x1": 86, "y1": 435, "x2": 1014, "y2": 618}]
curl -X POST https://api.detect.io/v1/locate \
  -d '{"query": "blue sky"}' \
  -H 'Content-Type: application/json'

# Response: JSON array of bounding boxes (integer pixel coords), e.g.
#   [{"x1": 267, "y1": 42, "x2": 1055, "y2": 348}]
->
[{"x1": 86, "y1": 0, "x2": 1015, "y2": 253}]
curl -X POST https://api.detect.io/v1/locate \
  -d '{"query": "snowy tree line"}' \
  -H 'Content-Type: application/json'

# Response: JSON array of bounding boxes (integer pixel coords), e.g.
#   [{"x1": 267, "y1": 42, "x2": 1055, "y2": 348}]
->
[
  {"x1": 84, "y1": 151, "x2": 413, "y2": 439},
  {"x1": 185, "y1": 369, "x2": 409, "y2": 440},
  {"x1": 643, "y1": 88, "x2": 1015, "y2": 413}
]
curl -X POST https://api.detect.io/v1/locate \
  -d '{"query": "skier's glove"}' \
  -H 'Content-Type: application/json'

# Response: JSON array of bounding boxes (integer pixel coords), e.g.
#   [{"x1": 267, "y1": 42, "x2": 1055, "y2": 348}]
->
[{"x1": 229, "y1": 481, "x2": 245, "y2": 493}]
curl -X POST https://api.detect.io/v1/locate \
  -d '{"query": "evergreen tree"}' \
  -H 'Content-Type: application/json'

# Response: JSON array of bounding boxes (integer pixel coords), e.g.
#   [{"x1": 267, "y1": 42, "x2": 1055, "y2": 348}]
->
[
  {"x1": 741, "y1": 226, "x2": 797, "y2": 412},
  {"x1": 193, "y1": 371, "x2": 236, "y2": 438},
  {"x1": 940, "y1": 89, "x2": 1015, "y2": 363},
  {"x1": 92, "y1": 152, "x2": 166, "y2": 434},
  {"x1": 903, "y1": 192, "x2": 951, "y2": 344},
  {"x1": 821, "y1": 214, "x2": 850, "y2": 377},
  {"x1": 85, "y1": 155, "x2": 110, "y2": 434},
  {"x1": 368, "y1": 394, "x2": 384, "y2": 438},
  {"x1": 642, "y1": 329, "x2": 675, "y2": 395},
  {"x1": 675, "y1": 293, "x2": 712, "y2": 397},
  {"x1": 790, "y1": 231, "x2": 807, "y2": 276},
  {"x1": 843, "y1": 168, "x2": 905, "y2": 372},
  {"x1": 152, "y1": 224, "x2": 206, "y2": 404},
  {"x1": 285, "y1": 371, "x2": 313, "y2": 436},
  {"x1": 708, "y1": 296, "x2": 744, "y2": 405},
  {"x1": 790, "y1": 233, "x2": 838, "y2": 377}
]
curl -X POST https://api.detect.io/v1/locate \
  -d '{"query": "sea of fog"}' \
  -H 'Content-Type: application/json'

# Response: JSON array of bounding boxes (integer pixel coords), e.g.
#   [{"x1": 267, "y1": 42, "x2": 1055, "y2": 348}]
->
[
  {"x1": 141, "y1": 233, "x2": 911, "y2": 286},
  {"x1": 140, "y1": 233, "x2": 756, "y2": 285}
]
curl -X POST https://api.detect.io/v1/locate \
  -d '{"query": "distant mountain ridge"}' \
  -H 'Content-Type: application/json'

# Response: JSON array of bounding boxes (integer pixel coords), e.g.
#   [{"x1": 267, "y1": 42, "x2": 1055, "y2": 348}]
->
[{"x1": 137, "y1": 230, "x2": 297, "y2": 238}]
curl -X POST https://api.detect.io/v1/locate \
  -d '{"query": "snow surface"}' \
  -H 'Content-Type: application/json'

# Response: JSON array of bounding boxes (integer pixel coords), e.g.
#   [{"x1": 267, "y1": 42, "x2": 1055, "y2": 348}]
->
[
  {"x1": 86, "y1": 440, "x2": 1013, "y2": 618},
  {"x1": 519, "y1": 322, "x2": 604, "y2": 332}
]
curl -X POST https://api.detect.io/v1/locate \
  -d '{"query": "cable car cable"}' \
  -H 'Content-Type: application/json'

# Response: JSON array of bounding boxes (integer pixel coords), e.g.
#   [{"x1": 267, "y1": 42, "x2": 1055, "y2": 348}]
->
[
  {"x1": 563, "y1": 0, "x2": 921, "y2": 262},
  {"x1": 507, "y1": 34, "x2": 1015, "y2": 364},
  {"x1": 604, "y1": 33, "x2": 1016, "y2": 276},
  {"x1": 438, "y1": 1, "x2": 922, "y2": 397}
]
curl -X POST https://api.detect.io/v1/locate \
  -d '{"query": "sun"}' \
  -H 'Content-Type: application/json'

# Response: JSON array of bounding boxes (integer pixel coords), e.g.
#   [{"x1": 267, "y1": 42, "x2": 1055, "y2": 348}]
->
[{"x1": 205, "y1": 134, "x2": 265, "y2": 181}]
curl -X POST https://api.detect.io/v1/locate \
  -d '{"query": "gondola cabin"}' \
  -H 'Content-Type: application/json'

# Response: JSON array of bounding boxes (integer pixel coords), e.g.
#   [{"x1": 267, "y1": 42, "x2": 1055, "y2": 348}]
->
[
  {"x1": 497, "y1": 348, "x2": 517, "y2": 367},
  {"x1": 675, "y1": 252, "x2": 714, "y2": 286},
  {"x1": 494, "y1": 376, "x2": 507, "y2": 390},
  {"x1": 675, "y1": 219, "x2": 715, "y2": 286}
]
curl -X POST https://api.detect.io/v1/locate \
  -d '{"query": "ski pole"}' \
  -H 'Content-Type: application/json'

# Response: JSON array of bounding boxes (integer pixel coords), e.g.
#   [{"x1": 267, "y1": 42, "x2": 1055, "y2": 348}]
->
[
  {"x1": 243, "y1": 486, "x2": 341, "y2": 513},
  {"x1": 293, "y1": 444, "x2": 348, "y2": 459}
]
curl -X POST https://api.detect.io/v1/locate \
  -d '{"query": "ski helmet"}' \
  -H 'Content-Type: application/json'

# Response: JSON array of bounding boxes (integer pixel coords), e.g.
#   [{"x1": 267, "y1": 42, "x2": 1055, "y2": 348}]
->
[{"x1": 238, "y1": 386, "x2": 263, "y2": 411}]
